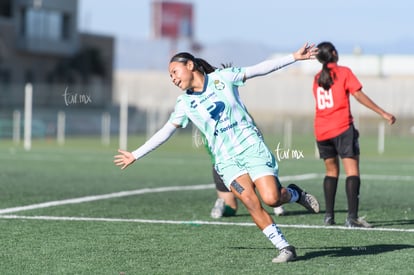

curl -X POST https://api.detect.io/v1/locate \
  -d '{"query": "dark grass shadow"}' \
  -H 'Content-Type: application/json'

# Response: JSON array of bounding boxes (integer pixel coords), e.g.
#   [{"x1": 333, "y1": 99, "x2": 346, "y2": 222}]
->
[
  {"x1": 227, "y1": 244, "x2": 414, "y2": 261},
  {"x1": 299, "y1": 244, "x2": 414, "y2": 260},
  {"x1": 278, "y1": 209, "x2": 348, "y2": 216},
  {"x1": 370, "y1": 219, "x2": 414, "y2": 227},
  {"x1": 219, "y1": 209, "x2": 413, "y2": 227},
  {"x1": 221, "y1": 209, "x2": 348, "y2": 218}
]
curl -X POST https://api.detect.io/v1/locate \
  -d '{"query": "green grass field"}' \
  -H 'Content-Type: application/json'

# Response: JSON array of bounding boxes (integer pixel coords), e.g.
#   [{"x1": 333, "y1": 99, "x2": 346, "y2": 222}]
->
[{"x1": 0, "y1": 133, "x2": 413, "y2": 275}]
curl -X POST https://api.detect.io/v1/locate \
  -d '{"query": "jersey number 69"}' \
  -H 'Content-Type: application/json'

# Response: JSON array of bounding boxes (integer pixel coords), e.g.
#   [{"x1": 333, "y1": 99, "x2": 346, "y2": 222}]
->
[{"x1": 316, "y1": 87, "x2": 334, "y2": 110}]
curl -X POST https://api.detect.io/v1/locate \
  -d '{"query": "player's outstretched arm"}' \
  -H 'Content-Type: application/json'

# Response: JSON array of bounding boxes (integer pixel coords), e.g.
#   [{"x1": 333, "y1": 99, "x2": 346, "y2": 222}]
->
[
  {"x1": 244, "y1": 42, "x2": 317, "y2": 80},
  {"x1": 113, "y1": 122, "x2": 179, "y2": 170},
  {"x1": 353, "y1": 90, "x2": 396, "y2": 125}
]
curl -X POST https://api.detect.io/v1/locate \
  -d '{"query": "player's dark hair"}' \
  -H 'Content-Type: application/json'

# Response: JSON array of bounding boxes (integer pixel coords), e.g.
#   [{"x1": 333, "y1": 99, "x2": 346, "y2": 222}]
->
[
  {"x1": 170, "y1": 52, "x2": 217, "y2": 74},
  {"x1": 220, "y1": 62, "x2": 233, "y2": 69},
  {"x1": 316, "y1": 42, "x2": 338, "y2": 90}
]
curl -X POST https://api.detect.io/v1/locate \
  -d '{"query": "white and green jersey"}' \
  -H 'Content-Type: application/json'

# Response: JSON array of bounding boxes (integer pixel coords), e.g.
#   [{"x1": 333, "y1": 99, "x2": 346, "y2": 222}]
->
[{"x1": 169, "y1": 67, "x2": 263, "y2": 163}]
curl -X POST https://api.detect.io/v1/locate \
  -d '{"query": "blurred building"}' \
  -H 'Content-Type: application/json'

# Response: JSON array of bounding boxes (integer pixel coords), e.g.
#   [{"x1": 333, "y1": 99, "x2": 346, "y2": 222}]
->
[
  {"x1": 0, "y1": 0, "x2": 114, "y2": 109},
  {"x1": 151, "y1": 1, "x2": 193, "y2": 40}
]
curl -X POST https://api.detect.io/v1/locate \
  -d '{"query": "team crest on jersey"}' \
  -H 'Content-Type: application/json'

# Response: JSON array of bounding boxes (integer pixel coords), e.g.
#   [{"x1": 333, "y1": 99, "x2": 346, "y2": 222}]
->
[{"x1": 214, "y1": 80, "x2": 225, "y2": 90}]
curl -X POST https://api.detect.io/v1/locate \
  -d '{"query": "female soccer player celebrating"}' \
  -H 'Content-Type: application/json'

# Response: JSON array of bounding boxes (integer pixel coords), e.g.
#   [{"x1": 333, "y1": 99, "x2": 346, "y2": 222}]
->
[{"x1": 114, "y1": 43, "x2": 319, "y2": 263}]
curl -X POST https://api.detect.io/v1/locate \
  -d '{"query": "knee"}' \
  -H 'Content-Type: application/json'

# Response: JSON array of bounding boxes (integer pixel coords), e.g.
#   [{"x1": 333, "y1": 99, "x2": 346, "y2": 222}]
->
[
  {"x1": 326, "y1": 166, "x2": 339, "y2": 177},
  {"x1": 325, "y1": 159, "x2": 340, "y2": 177},
  {"x1": 261, "y1": 191, "x2": 282, "y2": 207}
]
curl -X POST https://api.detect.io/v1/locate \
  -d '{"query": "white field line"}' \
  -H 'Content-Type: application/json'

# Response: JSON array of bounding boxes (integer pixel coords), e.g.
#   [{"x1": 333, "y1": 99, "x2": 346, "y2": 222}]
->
[
  {"x1": 0, "y1": 173, "x2": 413, "y2": 234},
  {"x1": 1, "y1": 214, "x2": 413, "y2": 233},
  {"x1": 361, "y1": 174, "x2": 414, "y2": 181},
  {"x1": 0, "y1": 174, "x2": 319, "y2": 215},
  {"x1": 0, "y1": 184, "x2": 215, "y2": 214}
]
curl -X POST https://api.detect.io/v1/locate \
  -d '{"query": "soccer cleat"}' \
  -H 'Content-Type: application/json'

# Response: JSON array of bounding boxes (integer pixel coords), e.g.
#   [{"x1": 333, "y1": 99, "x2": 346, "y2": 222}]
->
[
  {"x1": 272, "y1": 246, "x2": 297, "y2": 263},
  {"x1": 324, "y1": 215, "x2": 336, "y2": 225},
  {"x1": 287, "y1": 184, "x2": 320, "y2": 213},
  {"x1": 210, "y1": 198, "x2": 225, "y2": 219},
  {"x1": 273, "y1": 206, "x2": 286, "y2": 216},
  {"x1": 345, "y1": 217, "x2": 373, "y2": 228}
]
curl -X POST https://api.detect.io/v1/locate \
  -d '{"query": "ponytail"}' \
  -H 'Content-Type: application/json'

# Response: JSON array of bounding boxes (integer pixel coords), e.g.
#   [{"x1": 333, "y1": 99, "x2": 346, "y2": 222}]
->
[
  {"x1": 318, "y1": 63, "x2": 334, "y2": 90},
  {"x1": 194, "y1": 58, "x2": 216, "y2": 74},
  {"x1": 316, "y1": 42, "x2": 338, "y2": 90}
]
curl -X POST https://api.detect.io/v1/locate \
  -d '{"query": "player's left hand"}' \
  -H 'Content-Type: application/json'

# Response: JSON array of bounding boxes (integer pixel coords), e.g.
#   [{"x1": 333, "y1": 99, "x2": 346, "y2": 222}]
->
[
  {"x1": 383, "y1": 112, "x2": 396, "y2": 125},
  {"x1": 293, "y1": 42, "x2": 318, "y2": 60}
]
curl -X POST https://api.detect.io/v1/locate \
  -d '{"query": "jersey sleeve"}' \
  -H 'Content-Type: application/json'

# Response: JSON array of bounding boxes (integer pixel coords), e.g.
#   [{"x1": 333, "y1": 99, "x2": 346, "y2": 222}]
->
[
  {"x1": 345, "y1": 67, "x2": 362, "y2": 94},
  {"x1": 215, "y1": 67, "x2": 246, "y2": 86},
  {"x1": 168, "y1": 96, "x2": 190, "y2": 128},
  {"x1": 244, "y1": 54, "x2": 295, "y2": 79}
]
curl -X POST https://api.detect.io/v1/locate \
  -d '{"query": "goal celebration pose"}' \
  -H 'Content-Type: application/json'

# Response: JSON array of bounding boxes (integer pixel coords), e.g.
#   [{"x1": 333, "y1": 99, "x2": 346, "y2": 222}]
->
[{"x1": 114, "y1": 43, "x2": 320, "y2": 263}]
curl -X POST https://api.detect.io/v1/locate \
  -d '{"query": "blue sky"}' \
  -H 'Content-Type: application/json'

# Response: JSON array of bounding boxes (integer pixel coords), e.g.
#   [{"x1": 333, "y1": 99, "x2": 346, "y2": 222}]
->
[{"x1": 78, "y1": 0, "x2": 414, "y2": 54}]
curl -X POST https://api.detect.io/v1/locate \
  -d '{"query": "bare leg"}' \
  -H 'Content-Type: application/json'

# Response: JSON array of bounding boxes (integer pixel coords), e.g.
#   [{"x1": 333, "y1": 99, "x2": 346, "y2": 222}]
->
[
  {"x1": 342, "y1": 156, "x2": 359, "y2": 177},
  {"x1": 230, "y1": 174, "x2": 275, "y2": 229},
  {"x1": 230, "y1": 173, "x2": 296, "y2": 262},
  {"x1": 211, "y1": 167, "x2": 238, "y2": 218}
]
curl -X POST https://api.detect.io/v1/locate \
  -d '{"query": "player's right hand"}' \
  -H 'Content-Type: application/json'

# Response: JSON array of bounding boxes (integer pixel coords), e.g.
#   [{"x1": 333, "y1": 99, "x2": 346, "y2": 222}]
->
[{"x1": 114, "y1": 149, "x2": 136, "y2": 170}]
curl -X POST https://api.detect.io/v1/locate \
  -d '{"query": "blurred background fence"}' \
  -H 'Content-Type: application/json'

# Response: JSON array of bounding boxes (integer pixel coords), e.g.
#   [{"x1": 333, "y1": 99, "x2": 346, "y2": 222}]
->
[{"x1": 1, "y1": 71, "x2": 413, "y2": 147}]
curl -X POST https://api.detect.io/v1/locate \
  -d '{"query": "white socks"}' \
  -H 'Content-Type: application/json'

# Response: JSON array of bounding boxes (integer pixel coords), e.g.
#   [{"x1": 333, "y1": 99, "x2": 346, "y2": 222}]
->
[{"x1": 262, "y1": 224, "x2": 289, "y2": 250}]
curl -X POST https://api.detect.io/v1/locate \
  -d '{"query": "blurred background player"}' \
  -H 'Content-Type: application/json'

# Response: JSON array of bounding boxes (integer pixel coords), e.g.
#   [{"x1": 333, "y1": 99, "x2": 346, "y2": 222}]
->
[
  {"x1": 210, "y1": 166, "x2": 237, "y2": 218},
  {"x1": 313, "y1": 41, "x2": 396, "y2": 228}
]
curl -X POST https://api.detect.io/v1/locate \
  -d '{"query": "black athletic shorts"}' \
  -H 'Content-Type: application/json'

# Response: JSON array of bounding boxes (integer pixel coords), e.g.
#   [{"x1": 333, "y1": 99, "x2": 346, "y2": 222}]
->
[
  {"x1": 316, "y1": 124, "x2": 360, "y2": 159},
  {"x1": 212, "y1": 166, "x2": 230, "y2": 192}
]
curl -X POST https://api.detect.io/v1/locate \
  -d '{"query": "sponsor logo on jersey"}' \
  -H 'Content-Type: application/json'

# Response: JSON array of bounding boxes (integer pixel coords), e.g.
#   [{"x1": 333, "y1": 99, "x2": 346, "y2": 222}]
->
[
  {"x1": 199, "y1": 92, "x2": 215, "y2": 104},
  {"x1": 218, "y1": 121, "x2": 238, "y2": 134}
]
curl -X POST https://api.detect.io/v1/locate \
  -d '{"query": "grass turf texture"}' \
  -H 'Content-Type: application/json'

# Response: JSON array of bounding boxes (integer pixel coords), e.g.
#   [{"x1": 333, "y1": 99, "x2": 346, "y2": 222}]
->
[{"x1": 0, "y1": 133, "x2": 413, "y2": 274}]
